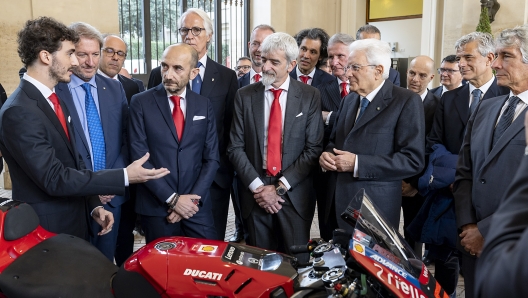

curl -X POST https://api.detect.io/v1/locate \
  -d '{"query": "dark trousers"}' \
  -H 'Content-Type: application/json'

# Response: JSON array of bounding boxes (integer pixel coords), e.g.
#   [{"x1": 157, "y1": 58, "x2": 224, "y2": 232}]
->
[
  {"x1": 432, "y1": 250, "x2": 459, "y2": 295},
  {"x1": 210, "y1": 181, "x2": 232, "y2": 240},
  {"x1": 461, "y1": 254, "x2": 477, "y2": 298},
  {"x1": 245, "y1": 176, "x2": 311, "y2": 263},
  {"x1": 402, "y1": 194, "x2": 425, "y2": 255},
  {"x1": 90, "y1": 203, "x2": 121, "y2": 262},
  {"x1": 231, "y1": 175, "x2": 246, "y2": 238},
  {"x1": 141, "y1": 207, "x2": 217, "y2": 244},
  {"x1": 314, "y1": 168, "x2": 334, "y2": 241},
  {"x1": 114, "y1": 190, "x2": 136, "y2": 266}
]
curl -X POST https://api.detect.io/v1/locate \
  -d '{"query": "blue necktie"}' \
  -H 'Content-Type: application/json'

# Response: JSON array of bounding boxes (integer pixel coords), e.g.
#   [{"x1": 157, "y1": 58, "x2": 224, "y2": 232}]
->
[
  {"x1": 469, "y1": 89, "x2": 482, "y2": 115},
  {"x1": 356, "y1": 97, "x2": 369, "y2": 123},
  {"x1": 82, "y1": 83, "x2": 106, "y2": 171},
  {"x1": 492, "y1": 96, "x2": 521, "y2": 147},
  {"x1": 192, "y1": 61, "x2": 203, "y2": 94}
]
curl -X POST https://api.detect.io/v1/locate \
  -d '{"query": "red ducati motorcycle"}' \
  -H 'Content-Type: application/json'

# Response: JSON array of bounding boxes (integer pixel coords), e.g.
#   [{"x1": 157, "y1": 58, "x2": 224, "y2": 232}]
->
[{"x1": 0, "y1": 190, "x2": 448, "y2": 298}]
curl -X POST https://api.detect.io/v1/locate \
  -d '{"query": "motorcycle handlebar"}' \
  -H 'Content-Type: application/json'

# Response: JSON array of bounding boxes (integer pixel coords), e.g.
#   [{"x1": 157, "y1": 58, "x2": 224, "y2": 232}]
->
[{"x1": 289, "y1": 244, "x2": 310, "y2": 254}]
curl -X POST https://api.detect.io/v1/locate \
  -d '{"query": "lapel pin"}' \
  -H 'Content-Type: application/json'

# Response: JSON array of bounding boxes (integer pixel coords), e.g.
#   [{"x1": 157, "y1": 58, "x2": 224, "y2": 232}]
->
[
  {"x1": 212, "y1": 78, "x2": 215, "y2": 82},
  {"x1": 103, "y1": 87, "x2": 106, "y2": 90},
  {"x1": 376, "y1": 107, "x2": 380, "y2": 111}
]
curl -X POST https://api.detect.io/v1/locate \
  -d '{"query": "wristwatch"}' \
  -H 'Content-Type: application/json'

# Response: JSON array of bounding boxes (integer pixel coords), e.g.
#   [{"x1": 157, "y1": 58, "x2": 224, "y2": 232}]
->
[{"x1": 276, "y1": 183, "x2": 287, "y2": 196}]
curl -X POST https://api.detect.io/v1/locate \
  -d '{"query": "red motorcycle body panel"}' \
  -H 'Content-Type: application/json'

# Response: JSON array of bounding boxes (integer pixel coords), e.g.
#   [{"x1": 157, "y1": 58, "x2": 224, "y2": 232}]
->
[{"x1": 123, "y1": 237, "x2": 297, "y2": 297}]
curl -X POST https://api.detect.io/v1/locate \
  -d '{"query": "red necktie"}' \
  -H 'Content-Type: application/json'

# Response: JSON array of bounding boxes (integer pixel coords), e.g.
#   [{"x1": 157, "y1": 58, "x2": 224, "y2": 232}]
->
[
  {"x1": 267, "y1": 89, "x2": 283, "y2": 176},
  {"x1": 340, "y1": 82, "x2": 349, "y2": 98},
  {"x1": 170, "y1": 95, "x2": 184, "y2": 141},
  {"x1": 48, "y1": 93, "x2": 69, "y2": 140},
  {"x1": 254, "y1": 73, "x2": 261, "y2": 82},
  {"x1": 299, "y1": 75, "x2": 310, "y2": 84}
]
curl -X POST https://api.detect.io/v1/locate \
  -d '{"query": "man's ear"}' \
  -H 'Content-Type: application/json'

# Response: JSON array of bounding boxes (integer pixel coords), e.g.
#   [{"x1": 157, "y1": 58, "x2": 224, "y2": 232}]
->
[
  {"x1": 39, "y1": 50, "x2": 52, "y2": 66},
  {"x1": 189, "y1": 67, "x2": 200, "y2": 80},
  {"x1": 287, "y1": 60, "x2": 297, "y2": 73}
]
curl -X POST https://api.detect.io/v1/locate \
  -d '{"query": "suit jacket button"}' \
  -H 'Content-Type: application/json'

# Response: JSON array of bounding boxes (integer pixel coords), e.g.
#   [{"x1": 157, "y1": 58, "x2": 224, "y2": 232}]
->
[
  {"x1": 86, "y1": 155, "x2": 91, "y2": 160},
  {"x1": 179, "y1": 148, "x2": 183, "y2": 152},
  {"x1": 480, "y1": 179, "x2": 486, "y2": 184}
]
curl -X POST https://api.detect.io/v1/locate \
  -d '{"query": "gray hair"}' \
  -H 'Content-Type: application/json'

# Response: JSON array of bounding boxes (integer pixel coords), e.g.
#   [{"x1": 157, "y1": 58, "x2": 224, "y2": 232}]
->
[
  {"x1": 495, "y1": 25, "x2": 528, "y2": 64},
  {"x1": 455, "y1": 32, "x2": 495, "y2": 57},
  {"x1": 328, "y1": 33, "x2": 355, "y2": 47},
  {"x1": 252, "y1": 24, "x2": 275, "y2": 34},
  {"x1": 179, "y1": 8, "x2": 214, "y2": 48},
  {"x1": 356, "y1": 24, "x2": 381, "y2": 40},
  {"x1": 260, "y1": 32, "x2": 299, "y2": 65},
  {"x1": 349, "y1": 39, "x2": 391, "y2": 79},
  {"x1": 69, "y1": 22, "x2": 103, "y2": 48}
]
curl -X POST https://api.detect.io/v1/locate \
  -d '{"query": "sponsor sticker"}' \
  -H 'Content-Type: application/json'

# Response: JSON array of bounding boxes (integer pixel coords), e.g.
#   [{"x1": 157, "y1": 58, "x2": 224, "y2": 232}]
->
[
  {"x1": 198, "y1": 245, "x2": 218, "y2": 253},
  {"x1": 353, "y1": 242, "x2": 365, "y2": 255}
]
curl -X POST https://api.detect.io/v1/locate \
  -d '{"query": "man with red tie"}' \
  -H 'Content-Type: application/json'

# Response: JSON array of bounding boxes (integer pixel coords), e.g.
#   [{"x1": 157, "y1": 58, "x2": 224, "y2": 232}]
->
[
  {"x1": 228, "y1": 32, "x2": 323, "y2": 262},
  {"x1": 128, "y1": 43, "x2": 219, "y2": 243},
  {"x1": 238, "y1": 24, "x2": 275, "y2": 88},
  {"x1": 0, "y1": 17, "x2": 169, "y2": 241},
  {"x1": 289, "y1": 28, "x2": 334, "y2": 88}
]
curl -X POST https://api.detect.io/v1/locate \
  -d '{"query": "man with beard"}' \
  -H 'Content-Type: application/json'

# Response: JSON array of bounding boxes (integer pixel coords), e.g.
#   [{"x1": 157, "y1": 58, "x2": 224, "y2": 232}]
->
[
  {"x1": 235, "y1": 57, "x2": 252, "y2": 78},
  {"x1": 128, "y1": 43, "x2": 219, "y2": 242},
  {"x1": 0, "y1": 17, "x2": 169, "y2": 241},
  {"x1": 228, "y1": 32, "x2": 323, "y2": 262}
]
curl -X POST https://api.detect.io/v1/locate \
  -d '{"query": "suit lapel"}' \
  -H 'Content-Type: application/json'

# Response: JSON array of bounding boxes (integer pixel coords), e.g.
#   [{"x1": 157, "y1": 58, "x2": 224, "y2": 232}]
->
[
  {"x1": 50, "y1": 83, "x2": 75, "y2": 154},
  {"x1": 454, "y1": 84, "x2": 470, "y2": 124},
  {"x1": 283, "y1": 80, "x2": 302, "y2": 143},
  {"x1": 343, "y1": 93, "x2": 359, "y2": 140},
  {"x1": 351, "y1": 80, "x2": 391, "y2": 132},
  {"x1": 312, "y1": 69, "x2": 322, "y2": 87},
  {"x1": 329, "y1": 79, "x2": 342, "y2": 109},
  {"x1": 95, "y1": 75, "x2": 112, "y2": 164},
  {"x1": 153, "y1": 85, "x2": 180, "y2": 143},
  {"x1": 182, "y1": 91, "x2": 196, "y2": 143},
  {"x1": 201, "y1": 57, "x2": 218, "y2": 98},
  {"x1": 289, "y1": 69, "x2": 298, "y2": 81},
  {"x1": 251, "y1": 84, "x2": 266, "y2": 158}
]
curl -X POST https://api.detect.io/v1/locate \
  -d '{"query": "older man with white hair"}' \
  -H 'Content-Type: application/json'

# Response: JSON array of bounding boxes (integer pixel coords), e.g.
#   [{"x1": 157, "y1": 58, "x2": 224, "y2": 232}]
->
[
  {"x1": 228, "y1": 32, "x2": 323, "y2": 262},
  {"x1": 320, "y1": 38, "x2": 425, "y2": 229}
]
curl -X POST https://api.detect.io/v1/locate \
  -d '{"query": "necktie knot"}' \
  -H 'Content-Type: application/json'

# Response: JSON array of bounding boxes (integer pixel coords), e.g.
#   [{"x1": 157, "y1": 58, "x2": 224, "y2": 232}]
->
[
  {"x1": 254, "y1": 73, "x2": 261, "y2": 82},
  {"x1": 356, "y1": 97, "x2": 370, "y2": 123},
  {"x1": 508, "y1": 95, "x2": 521, "y2": 107},
  {"x1": 197, "y1": 61, "x2": 203, "y2": 68},
  {"x1": 360, "y1": 97, "x2": 370, "y2": 108},
  {"x1": 170, "y1": 95, "x2": 181, "y2": 107},
  {"x1": 300, "y1": 75, "x2": 310, "y2": 84},
  {"x1": 340, "y1": 82, "x2": 349, "y2": 98},
  {"x1": 49, "y1": 93, "x2": 60, "y2": 106},
  {"x1": 270, "y1": 88, "x2": 283, "y2": 100},
  {"x1": 81, "y1": 83, "x2": 91, "y2": 94}
]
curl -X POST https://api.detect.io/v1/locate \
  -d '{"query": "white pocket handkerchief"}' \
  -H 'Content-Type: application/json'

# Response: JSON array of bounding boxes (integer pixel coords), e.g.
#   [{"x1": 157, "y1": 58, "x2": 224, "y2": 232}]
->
[
  {"x1": 193, "y1": 116, "x2": 206, "y2": 121},
  {"x1": 68, "y1": 116, "x2": 71, "y2": 123},
  {"x1": 296, "y1": 112, "x2": 303, "y2": 117}
]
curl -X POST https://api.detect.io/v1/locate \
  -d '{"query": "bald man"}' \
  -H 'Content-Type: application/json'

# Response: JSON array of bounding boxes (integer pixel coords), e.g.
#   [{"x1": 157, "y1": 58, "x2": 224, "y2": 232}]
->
[{"x1": 402, "y1": 55, "x2": 440, "y2": 254}]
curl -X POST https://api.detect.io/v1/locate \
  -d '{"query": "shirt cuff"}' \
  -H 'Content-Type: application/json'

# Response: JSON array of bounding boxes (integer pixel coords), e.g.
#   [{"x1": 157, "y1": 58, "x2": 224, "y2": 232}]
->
[
  {"x1": 123, "y1": 168, "x2": 129, "y2": 186},
  {"x1": 249, "y1": 177, "x2": 264, "y2": 192},
  {"x1": 325, "y1": 111, "x2": 333, "y2": 125},
  {"x1": 353, "y1": 155, "x2": 359, "y2": 177},
  {"x1": 166, "y1": 193, "x2": 176, "y2": 203},
  {"x1": 90, "y1": 205, "x2": 103, "y2": 216},
  {"x1": 279, "y1": 176, "x2": 291, "y2": 190}
]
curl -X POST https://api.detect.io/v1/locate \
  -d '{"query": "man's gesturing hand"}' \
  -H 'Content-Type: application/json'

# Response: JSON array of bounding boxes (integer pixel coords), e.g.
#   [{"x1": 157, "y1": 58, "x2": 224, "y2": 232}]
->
[{"x1": 127, "y1": 153, "x2": 170, "y2": 183}]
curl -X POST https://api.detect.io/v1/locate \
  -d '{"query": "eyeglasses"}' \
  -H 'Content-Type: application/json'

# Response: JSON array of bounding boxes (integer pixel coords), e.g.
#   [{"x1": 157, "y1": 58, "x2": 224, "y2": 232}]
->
[
  {"x1": 437, "y1": 68, "x2": 460, "y2": 75},
  {"x1": 102, "y1": 47, "x2": 126, "y2": 59},
  {"x1": 408, "y1": 70, "x2": 429, "y2": 80},
  {"x1": 178, "y1": 27, "x2": 206, "y2": 36},
  {"x1": 235, "y1": 65, "x2": 251, "y2": 71},
  {"x1": 344, "y1": 64, "x2": 376, "y2": 72}
]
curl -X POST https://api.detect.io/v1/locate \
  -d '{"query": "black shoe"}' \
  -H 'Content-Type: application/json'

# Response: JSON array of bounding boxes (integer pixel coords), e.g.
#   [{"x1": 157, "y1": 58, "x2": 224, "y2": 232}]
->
[{"x1": 229, "y1": 231, "x2": 243, "y2": 242}]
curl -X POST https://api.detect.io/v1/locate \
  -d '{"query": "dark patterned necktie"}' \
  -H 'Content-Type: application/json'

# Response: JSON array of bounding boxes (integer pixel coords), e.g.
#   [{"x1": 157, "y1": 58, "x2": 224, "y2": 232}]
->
[{"x1": 492, "y1": 96, "x2": 521, "y2": 147}]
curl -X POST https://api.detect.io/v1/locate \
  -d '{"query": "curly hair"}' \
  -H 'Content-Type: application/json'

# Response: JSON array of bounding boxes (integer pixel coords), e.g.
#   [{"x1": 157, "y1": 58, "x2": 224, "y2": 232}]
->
[
  {"x1": 17, "y1": 16, "x2": 79, "y2": 67},
  {"x1": 293, "y1": 28, "x2": 330, "y2": 67}
]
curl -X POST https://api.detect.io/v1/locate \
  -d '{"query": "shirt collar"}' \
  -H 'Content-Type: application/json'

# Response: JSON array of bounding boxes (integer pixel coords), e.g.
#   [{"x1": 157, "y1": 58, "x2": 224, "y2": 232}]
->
[
  {"x1": 69, "y1": 74, "x2": 97, "y2": 89},
  {"x1": 250, "y1": 68, "x2": 261, "y2": 79},
  {"x1": 265, "y1": 75, "x2": 291, "y2": 92},
  {"x1": 511, "y1": 90, "x2": 528, "y2": 105},
  {"x1": 22, "y1": 73, "x2": 54, "y2": 99},
  {"x1": 363, "y1": 80, "x2": 386, "y2": 102},
  {"x1": 198, "y1": 54, "x2": 208, "y2": 68},
  {"x1": 296, "y1": 65, "x2": 315, "y2": 79},
  {"x1": 97, "y1": 69, "x2": 118, "y2": 80},
  {"x1": 419, "y1": 89, "x2": 428, "y2": 102},
  {"x1": 337, "y1": 77, "x2": 349, "y2": 85},
  {"x1": 166, "y1": 88, "x2": 187, "y2": 100},
  {"x1": 469, "y1": 75, "x2": 494, "y2": 96}
]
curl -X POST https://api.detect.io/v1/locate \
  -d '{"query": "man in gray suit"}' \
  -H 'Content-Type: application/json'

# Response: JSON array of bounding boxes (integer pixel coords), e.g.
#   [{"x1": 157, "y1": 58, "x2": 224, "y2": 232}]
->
[
  {"x1": 228, "y1": 32, "x2": 323, "y2": 262},
  {"x1": 320, "y1": 38, "x2": 425, "y2": 229},
  {"x1": 454, "y1": 27, "x2": 528, "y2": 298}
]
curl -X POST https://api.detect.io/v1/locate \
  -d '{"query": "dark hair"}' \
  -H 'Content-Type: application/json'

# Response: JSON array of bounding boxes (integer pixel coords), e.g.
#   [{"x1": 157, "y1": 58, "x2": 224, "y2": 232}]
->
[
  {"x1": 252, "y1": 24, "x2": 276, "y2": 33},
  {"x1": 17, "y1": 17, "x2": 79, "y2": 67},
  {"x1": 294, "y1": 28, "x2": 330, "y2": 67},
  {"x1": 442, "y1": 54, "x2": 457, "y2": 63},
  {"x1": 356, "y1": 24, "x2": 381, "y2": 40},
  {"x1": 237, "y1": 56, "x2": 251, "y2": 63}
]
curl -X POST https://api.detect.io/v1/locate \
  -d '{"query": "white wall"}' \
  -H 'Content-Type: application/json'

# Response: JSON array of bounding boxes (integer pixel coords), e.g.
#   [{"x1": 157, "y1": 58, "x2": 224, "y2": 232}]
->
[{"x1": 370, "y1": 18, "x2": 423, "y2": 59}]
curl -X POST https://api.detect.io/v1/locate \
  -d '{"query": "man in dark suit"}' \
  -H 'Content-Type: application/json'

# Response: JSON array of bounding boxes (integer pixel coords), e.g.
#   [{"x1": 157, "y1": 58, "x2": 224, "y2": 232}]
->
[
  {"x1": 238, "y1": 24, "x2": 275, "y2": 89},
  {"x1": 476, "y1": 116, "x2": 528, "y2": 298},
  {"x1": 0, "y1": 17, "x2": 168, "y2": 241},
  {"x1": 129, "y1": 43, "x2": 219, "y2": 243},
  {"x1": 315, "y1": 33, "x2": 354, "y2": 240},
  {"x1": 320, "y1": 38, "x2": 424, "y2": 229},
  {"x1": 401, "y1": 55, "x2": 439, "y2": 255},
  {"x1": 96, "y1": 33, "x2": 142, "y2": 265},
  {"x1": 289, "y1": 28, "x2": 334, "y2": 88},
  {"x1": 231, "y1": 24, "x2": 275, "y2": 243},
  {"x1": 147, "y1": 66, "x2": 161, "y2": 89},
  {"x1": 178, "y1": 8, "x2": 239, "y2": 241},
  {"x1": 430, "y1": 55, "x2": 463, "y2": 98},
  {"x1": 454, "y1": 29, "x2": 528, "y2": 298},
  {"x1": 55, "y1": 23, "x2": 130, "y2": 261},
  {"x1": 228, "y1": 33, "x2": 323, "y2": 262},
  {"x1": 355, "y1": 25, "x2": 400, "y2": 87},
  {"x1": 235, "y1": 56, "x2": 251, "y2": 78}
]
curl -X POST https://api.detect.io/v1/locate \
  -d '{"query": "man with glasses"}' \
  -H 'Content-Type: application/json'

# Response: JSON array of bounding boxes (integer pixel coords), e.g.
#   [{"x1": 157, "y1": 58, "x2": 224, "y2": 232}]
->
[
  {"x1": 239, "y1": 24, "x2": 275, "y2": 89},
  {"x1": 235, "y1": 57, "x2": 252, "y2": 78},
  {"x1": 430, "y1": 55, "x2": 464, "y2": 98},
  {"x1": 179, "y1": 8, "x2": 239, "y2": 241},
  {"x1": 55, "y1": 22, "x2": 130, "y2": 261},
  {"x1": 319, "y1": 38, "x2": 424, "y2": 229}
]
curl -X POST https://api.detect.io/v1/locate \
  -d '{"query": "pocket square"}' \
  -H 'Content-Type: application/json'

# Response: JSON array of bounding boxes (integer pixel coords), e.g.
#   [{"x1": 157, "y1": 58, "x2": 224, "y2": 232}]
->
[
  {"x1": 193, "y1": 116, "x2": 206, "y2": 121},
  {"x1": 68, "y1": 116, "x2": 71, "y2": 123},
  {"x1": 296, "y1": 112, "x2": 303, "y2": 117}
]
